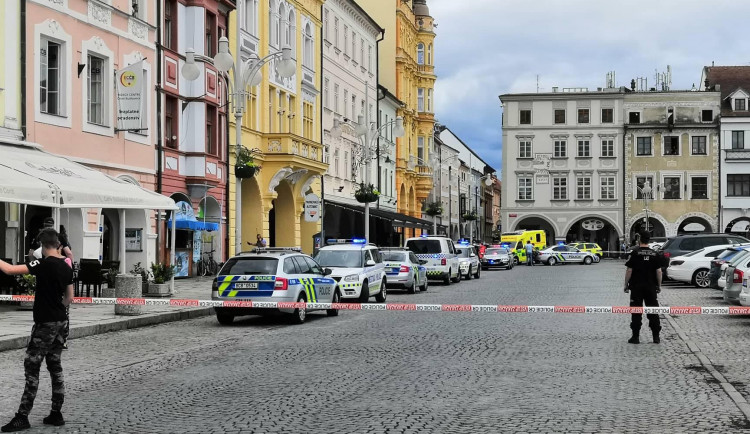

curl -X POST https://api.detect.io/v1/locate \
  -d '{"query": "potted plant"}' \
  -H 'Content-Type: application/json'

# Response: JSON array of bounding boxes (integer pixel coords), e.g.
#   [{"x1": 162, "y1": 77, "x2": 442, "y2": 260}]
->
[
  {"x1": 354, "y1": 183, "x2": 380, "y2": 203},
  {"x1": 103, "y1": 267, "x2": 119, "y2": 298},
  {"x1": 424, "y1": 201, "x2": 443, "y2": 217},
  {"x1": 462, "y1": 210, "x2": 478, "y2": 221},
  {"x1": 130, "y1": 262, "x2": 152, "y2": 291},
  {"x1": 148, "y1": 262, "x2": 176, "y2": 296},
  {"x1": 234, "y1": 146, "x2": 261, "y2": 178},
  {"x1": 15, "y1": 274, "x2": 36, "y2": 310}
]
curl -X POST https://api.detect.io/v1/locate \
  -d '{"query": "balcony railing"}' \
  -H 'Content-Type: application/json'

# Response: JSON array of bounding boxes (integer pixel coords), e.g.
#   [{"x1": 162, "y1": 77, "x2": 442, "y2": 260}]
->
[
  {"x1": 725, "y1": 149, "x2": 750, "y2": 161},
  {"x1": 263, "y1": 134, "x2": 324, "y2": 163}
]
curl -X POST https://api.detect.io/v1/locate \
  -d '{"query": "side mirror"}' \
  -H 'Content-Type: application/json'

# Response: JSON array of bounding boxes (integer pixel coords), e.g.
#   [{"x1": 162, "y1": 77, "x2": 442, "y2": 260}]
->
[
  {"x1": 366, "y1": 259, "x2": 376, "y2": 267},
  {"x1": 419, "y1": 259, "x2": 428, "y2": 265},
  {"x1": 323, "y1": 268, "x2": 332, "y2": 276}
]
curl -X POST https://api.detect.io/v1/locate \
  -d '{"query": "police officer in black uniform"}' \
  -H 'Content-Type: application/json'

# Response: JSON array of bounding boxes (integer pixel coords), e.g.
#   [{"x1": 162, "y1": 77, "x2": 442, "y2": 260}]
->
[{"x1": 624, "y1": 230, "x2": 664, "y2": 344}]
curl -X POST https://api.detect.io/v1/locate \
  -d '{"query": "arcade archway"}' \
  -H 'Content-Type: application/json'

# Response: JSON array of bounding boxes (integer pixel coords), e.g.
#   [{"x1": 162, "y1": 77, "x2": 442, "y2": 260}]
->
[
  {"x1": 566, "y1": 217, "x2": 620, "y2": 253},
  {"x1": 513, "y1": 216, "x2": 556, "y2": 246},
  {"x1": 240, "y1": 177, "x2": 263, "y2": 248},
  {"x1": 725, "y1": 217, "x2": 750, "y2": 238},
  {"x1": 629, "y1": 217, "x2": 666, "y2": 244},
  {"x1": 677, "y1": 216, "x2": 712, "y2": 234}
]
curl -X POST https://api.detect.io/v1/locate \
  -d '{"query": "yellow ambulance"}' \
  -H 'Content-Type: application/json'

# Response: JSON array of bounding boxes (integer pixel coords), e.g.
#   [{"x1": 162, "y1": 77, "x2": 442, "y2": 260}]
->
[{"x1": 499, "y1": 230, "x2": 547, "y2": 264}]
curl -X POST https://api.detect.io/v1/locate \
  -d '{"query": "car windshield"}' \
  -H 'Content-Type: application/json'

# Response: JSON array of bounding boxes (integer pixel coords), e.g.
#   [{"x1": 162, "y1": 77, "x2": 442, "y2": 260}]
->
[
  {"x1": 314, "y1": 250, "x2": 363, "y2": 268},
  {"x1": 728, "y1": 250, "x2": 750, "y2": 266},
  {"x1": 381, "y1": 251, "x2": 407, "y2": 262},
  {"x1": 220, "y1": 258, "x2": 278, "y2": 276},
  {"x1": 406, "y1": 239, "x2": 442, "y2": 254},
  {"x1": 485, "y1": 248, "x2": 507, "y2": 255},
  {"x1": 683, "y1": 248, "x2": 705, "y2": 257},
  {"x1": 456, "y1": 248, "x2": 472, "y2": 258},
  {"x1": 717, "y1": 249, "x2": 741, "y2": 261}
]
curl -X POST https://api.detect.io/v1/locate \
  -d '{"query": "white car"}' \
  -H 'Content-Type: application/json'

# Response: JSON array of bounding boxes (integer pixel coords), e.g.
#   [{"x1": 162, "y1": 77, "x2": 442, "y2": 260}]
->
[
  {"x1": 314, "y1": 239, "x2": 387, "y2": 303},
  {"x1": 405, "y1": 236, "x2": 461, "y2": 284},
  {"x1": 456, "y1": 244, "x2": 481, "y2": 280},
  {"x1": 667, "y1": 244, "x2": 739, "y2": 288},
  {"x1": 724, "y1": 249, "x2": 750, "y2": 304},
  {"x1": 380, "y1": 248, "x2": 428, "y2": 293},
  {"x1": 719, "y1": 249, "x2": 750, "y2": 290},
  {"x1": 538, "y1": 245, "x2": 596, "y2": 265}
]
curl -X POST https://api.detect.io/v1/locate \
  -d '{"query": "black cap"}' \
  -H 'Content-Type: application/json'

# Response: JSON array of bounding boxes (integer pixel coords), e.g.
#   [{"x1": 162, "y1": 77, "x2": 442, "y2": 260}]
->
[{"x1": 43, "y1": 217, "x2": 55, "y2": 227}]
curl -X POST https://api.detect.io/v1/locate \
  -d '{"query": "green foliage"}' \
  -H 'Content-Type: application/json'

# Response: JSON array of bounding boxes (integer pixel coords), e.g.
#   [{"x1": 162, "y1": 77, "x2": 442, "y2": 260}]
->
[
  {"x1": 150, "y1": 262, "x2": 177, "y2": 285},
  {"x1": 462, "y1": 211, "x2": 478, "y2": 221},
  {"x1": 15, "y1": 274, "x2": 36, "y2": 295},
  {"x1": 424, "y1": 201, "x2": 443, "y2": 217},
  {"x1": 354, "y1": 183, "x2": 380, "y2": 203}
]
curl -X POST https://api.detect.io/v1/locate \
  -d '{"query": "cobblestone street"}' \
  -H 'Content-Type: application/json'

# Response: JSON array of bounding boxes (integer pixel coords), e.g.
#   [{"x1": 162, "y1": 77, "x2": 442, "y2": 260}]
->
[{"x1": 2, "y1": 261, "x2": 750, "y2": 433}]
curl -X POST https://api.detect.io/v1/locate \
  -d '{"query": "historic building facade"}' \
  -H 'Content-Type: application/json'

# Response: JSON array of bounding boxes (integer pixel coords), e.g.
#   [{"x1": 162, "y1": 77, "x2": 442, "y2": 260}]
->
[
  {"x1": 500, "y1": 88, "x2": 626, "y2": 250},
  {"x1": 624, "y1": 90, "x2": 721, "y2": 240}
]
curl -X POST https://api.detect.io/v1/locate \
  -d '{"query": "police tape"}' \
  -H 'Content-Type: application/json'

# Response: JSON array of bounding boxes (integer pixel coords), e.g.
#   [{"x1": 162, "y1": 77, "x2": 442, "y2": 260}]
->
[{"x1": 0, "y1": 294, "x2": 748, "y2": 315}]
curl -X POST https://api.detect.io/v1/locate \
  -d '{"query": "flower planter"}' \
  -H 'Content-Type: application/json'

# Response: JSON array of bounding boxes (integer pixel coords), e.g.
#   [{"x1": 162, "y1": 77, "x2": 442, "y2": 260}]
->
[
  {"x1": 146, "y1": 283, "x2": 172, "y2": 297},
  {"x1": 355, "y1": 193, "x2": 379, "y2": 203},
  {"x1": 235, "y1": 165, "x2": 258, "y2": 178}
]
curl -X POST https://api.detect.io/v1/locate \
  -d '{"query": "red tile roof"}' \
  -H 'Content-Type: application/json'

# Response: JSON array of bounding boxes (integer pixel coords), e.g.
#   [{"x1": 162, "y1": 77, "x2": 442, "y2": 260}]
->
[{"x1": 704, "y1": 66, "x2": 750, "y2": 115}]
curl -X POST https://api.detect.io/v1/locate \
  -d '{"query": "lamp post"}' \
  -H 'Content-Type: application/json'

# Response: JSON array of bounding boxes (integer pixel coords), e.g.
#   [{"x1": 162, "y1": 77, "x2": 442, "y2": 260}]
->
[
  {"x1": 330, "y1": 87, "x2": 404, "y2": 243},
  {"x1": 182, "y1": 7, "x2": 296, "y2": 255},
  {"x1": 637, "y1": 180, "x2": 654, "y2": 241}
]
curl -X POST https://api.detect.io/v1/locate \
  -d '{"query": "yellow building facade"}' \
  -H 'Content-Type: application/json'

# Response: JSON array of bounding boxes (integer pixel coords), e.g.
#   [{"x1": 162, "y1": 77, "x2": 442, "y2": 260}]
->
[
  {"x1": 228, "y1": 0, "x2": 326, "y2": 254},
  {"x1": 360, "y1": 0, "x2": 436, "y2": 237}
]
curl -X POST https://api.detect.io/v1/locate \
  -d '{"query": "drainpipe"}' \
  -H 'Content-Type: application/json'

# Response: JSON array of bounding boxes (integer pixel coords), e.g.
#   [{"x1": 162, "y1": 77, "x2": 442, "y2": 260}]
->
[
  {"x1": 224, "y1": 8, "x2": 231, "y2": 260},
  {"x1": 375, "y1": 29, "x2": 385, "y2": 211},
  {"x1": 155, "y1": 0, "x2": 163, "y2": 262},
  {"x1": 319, "y1": 2, "x2": 325, "y2": 244},
  {"x1": 20, "y1": 0, "x2": 26, "y2": 138},
  {"x1": 623, "y1": 123, "x2": 628, "y2": 244}
]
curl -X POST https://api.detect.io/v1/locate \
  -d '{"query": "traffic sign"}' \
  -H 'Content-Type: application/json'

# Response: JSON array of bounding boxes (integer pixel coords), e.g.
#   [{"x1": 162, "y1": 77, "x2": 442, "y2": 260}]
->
[{"x1": 304, "y1": 193, "x2": 321, "y2": 222}]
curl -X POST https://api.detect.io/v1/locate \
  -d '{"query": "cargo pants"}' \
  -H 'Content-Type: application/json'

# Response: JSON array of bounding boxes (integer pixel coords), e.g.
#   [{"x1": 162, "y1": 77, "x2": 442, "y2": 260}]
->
[{"x1": 17, "y1": 321, "x2": 67, "y2": 416}]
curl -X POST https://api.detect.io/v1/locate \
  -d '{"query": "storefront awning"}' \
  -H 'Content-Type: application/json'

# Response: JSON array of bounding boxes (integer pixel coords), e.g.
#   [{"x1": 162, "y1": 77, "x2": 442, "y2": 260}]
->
[
  {"x1": 167, "y1": 219, "x2": 220, "y2": 231},
  {"x1": 325, "y1": 200, "x2": 438, "y2": 229},
  {"x1": 0, "y1": 141, "x2": 176, "y2": 210},
  {"x1": 0, "y1": 165, "x2": 59, "y2": 207}
]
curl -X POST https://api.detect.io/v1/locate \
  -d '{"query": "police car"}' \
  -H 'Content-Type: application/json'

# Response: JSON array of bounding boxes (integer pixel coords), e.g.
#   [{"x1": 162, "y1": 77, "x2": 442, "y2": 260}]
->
[
  {"x1": 456, "y1": 241, "x2": 481, "y2": 280},
  {"x1": 212, "y1": 248, "x2": 338, "y2": 325},
  {"x1": 538, "y1": 245, "x2": 596, "y2": 266},
  {"x1": 404, "y1": 235, "x2": 460, "y2": 284},
  {"x1": 380, "y1": 248, "x2": 428, "y2": 293},
  {"x1": 313, "y1": 239, "x2": 387, "y2": 303}
]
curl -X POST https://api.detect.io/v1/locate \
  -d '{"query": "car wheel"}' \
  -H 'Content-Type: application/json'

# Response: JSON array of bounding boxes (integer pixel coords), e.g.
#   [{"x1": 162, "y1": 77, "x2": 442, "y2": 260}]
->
[
  {"x1": 693, "y1": 269, "x2": 710, "y2": 288},
  {"x1": 451, "y1": 269, "x2": 461, "y2": 283},
  {"x1": 513, "y1": 256, "x2": 519, "y2": 266},
  {"x1": 420, "y1": 277, "x2": 428, "y2": 292},
  {"x1": 327, "y1": 289, "x2": 341, "y2": 317},
  {"x1": 444, "y1": 271, "x2": 451, "y2": 285},
  {"x1": 291, "y1": 293, "x2": 307, "y2": 324},
  {"x1": 407, "y1": 276, "x2": 417, "y2": 294},
  {"x1": 358, "y1": 280, "x2": 369, "y2": 303},
  {"x1": 584, "y1": 256, "x2": 593, "y2": 265},
  {"x1": 548, "y1": 257, "x2": 557, "y2": 266},
  {"x1": 474, "y1": 266, "x2": 481, "y2": 279},
  {"x1": 375, "y1": 280, "x2": 387, "y2": 303},
  {"x1": 464, "y1": 269, "x2": 472, "y2": 280},
  {"x1": 216, "y1": 312, "x2": 234, "y2": 325}
]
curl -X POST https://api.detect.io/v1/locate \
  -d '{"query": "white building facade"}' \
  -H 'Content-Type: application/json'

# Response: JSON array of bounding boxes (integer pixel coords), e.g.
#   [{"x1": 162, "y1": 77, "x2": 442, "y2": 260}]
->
[
  {"x1": 500, "y1": 89, "x2": 626, "y2": 250},
  {"x1": 377, "y1": 85, "x2": 401, "y2": 212}
]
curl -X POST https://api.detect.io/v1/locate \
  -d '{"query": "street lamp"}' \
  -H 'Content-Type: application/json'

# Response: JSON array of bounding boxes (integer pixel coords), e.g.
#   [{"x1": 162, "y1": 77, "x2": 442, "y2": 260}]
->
[
  {"x1": 637, "y1": 180, "x2": 654, "y2": 239},
  {"x1": 330, "y1": 104, "x2": 404, "y2": 243},
  {"x1": 182, "y1": 7, "x2": 296, "y2": 255}
]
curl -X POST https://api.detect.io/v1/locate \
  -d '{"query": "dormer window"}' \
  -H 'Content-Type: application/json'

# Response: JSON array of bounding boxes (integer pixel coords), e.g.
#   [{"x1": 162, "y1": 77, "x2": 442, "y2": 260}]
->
[{"x1": 736, "y1": 98, "x2": 747, "y2": 111}]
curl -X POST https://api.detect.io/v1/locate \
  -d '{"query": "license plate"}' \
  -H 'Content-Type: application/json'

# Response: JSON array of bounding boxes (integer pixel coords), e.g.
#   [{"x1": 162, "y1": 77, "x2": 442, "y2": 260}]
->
[
  {"x1": 390, "y1": 268, "x2": 400, "y2": 273},
  {"x1": 234, "y1": 282, "x2": 258, "y2": 289}
]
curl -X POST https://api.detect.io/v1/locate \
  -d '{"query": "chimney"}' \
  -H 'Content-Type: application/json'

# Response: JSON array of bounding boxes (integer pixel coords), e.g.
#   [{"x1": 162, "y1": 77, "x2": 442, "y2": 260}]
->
[{"x1": 552, "y1": 87, "x2": 558, "y2": 93}]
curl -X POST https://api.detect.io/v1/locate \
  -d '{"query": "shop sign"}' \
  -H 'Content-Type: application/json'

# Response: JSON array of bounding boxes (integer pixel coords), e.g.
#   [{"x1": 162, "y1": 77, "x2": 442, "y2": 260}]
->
[
  {"x1": 304, "y1": 193, "x2": 321, "y2": 222},
  {"x1": 116, "y1": 60, "x2": 145, "y2": 131},
  {"x1": 582, "y1": 219, "x2": 605, "y2": 231}
]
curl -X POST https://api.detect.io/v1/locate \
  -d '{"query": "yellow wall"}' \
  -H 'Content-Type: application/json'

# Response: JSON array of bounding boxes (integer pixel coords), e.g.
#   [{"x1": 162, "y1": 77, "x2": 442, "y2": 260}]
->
[{"x1": 357, "y1": 0, "x2": 397, "y2": 92}]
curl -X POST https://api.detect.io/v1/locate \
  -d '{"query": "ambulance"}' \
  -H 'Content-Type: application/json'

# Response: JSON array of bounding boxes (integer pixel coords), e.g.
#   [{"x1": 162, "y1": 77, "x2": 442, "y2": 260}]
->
[{"x1": 499, "y1": 230, "x2": 547, "y2": 264}]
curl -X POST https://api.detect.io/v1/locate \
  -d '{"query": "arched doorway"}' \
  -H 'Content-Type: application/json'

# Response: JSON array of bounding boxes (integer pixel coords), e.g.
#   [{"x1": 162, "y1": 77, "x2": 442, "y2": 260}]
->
[
  {"x1": 240, "y1": 177, "x2": 263, "y2": 248},
  {"x1": 677, "y1": 216, "x2": 712, "y2": 235},
  {"x1": 566, "y1": 217, "x2": 620, "y2": 253},
  {"x1": 726, "y1": 217, "x2": 750, "y2": 239},
  {"x1": 514, "y1": 216, "x2": 556, "y2": 246},
  {"x1": 629, "y1": 217, "x2": 666, "y2": 244},
  {"x1": 270, "y1": 180, "x2": 296, "y2": 247},
  {"x1": 199, "y1": 195, "x2": 223, "y2": 261},
  {"x1": 101, "y1": 209, "x2": 120, "y2": 262}
]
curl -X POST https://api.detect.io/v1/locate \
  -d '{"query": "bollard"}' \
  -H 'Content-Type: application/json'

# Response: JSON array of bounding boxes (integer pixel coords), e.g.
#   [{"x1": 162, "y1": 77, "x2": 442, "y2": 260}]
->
[{"x1": 115, "y1": 274, "x2": 143, "y2": 316}]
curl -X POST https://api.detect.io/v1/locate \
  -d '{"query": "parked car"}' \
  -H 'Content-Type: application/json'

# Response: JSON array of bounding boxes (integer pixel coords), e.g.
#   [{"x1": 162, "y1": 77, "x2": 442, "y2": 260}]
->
[
  {"x1": 380, "y1": 248, "x2": 428, "y2": 293},
  {"x1": 666, "y1": 244, "x2": 739, "y2": 288},
  {"x1": 660, "y1": 233, "x2": 749, "y2": 263},
  {"x1": 568, "y1": 242, "x2": 603, "y2": 258},
  {"x1": 709, "y1": 246, "x2": 750, "y2": 289},
  {"x1": 538, "y1": 245, "x2": 596, "y2": 266},
  {"x1": 481, "y1": 246, "x2": 514, "y2": 270},
  {"x1": 404, "y1": 236, "x2": 461, "y2": 284},
  {"x1": 456, "y1": 244, "x2": 481, "y2": 280},
  {"x1": 723, "y1": 247, "x2": 750, "y2": 304},
  {"x1": 718, "y1": 249, "x2": 750, "y2": 290}
]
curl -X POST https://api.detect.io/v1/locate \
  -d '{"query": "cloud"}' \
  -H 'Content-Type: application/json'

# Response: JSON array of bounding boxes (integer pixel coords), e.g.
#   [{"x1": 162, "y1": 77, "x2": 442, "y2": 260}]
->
[{"x1": 429, "y1": 0, "x2": 750, "y2": 173}]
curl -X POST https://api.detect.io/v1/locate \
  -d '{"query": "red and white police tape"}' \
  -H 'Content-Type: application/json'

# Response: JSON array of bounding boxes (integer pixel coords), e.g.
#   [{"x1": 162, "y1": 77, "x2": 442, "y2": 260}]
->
[{"x1": 0, "y1": 294, "x2": 748, "y2": 315}]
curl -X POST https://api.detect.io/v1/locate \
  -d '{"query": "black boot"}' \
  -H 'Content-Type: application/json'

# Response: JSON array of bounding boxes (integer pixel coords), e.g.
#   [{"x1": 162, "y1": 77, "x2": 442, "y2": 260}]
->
[
  {"x1": 652, "y1": 329, "x2": 661, "y2": 344},
  {"x1": 1, "y1": 413, "x2": 30, "y2": 432},
  {"x1": 628, "y1": 332, "x2": 639, "y2": 344},
  {"x1": 43, "y1": 411, "x2": 65, "y2": 427}
]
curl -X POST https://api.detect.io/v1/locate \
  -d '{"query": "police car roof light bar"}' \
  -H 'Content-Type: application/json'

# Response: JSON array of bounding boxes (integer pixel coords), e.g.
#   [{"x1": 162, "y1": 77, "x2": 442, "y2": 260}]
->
[
  {"x1": 248, "y1": 247, "x2": 302, "y2": 254},
  {"x1": 326, "y1": 238, "x2": 368, "y2": 245}
]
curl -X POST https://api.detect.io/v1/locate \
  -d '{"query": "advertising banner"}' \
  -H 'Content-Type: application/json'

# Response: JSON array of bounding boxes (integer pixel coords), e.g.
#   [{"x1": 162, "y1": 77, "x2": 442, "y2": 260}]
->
[{"x1": 116, "y1": 60, "x2": 144, "y2": 131}]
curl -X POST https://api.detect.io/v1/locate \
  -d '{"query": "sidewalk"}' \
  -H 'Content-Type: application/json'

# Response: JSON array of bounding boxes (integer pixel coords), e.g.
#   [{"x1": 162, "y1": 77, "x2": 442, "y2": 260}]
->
[{"x1": 0, "y1": 277, "x2": 215, "y2": 352}]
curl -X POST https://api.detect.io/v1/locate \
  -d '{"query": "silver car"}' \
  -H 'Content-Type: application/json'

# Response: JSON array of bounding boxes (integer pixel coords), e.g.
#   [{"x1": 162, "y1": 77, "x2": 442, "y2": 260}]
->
[
  {"x1": 381, "y1": 249, "x2": 428, "y2": 293},
  {"x1": 482, "y1": 247, "x2": 514, "y2": 270},
  {"x1": 456, "y1": 245, "x2": 481, "y2": 280},
  {"x1": 538, "y1": 245, "x2": 596, "y2": 265}
]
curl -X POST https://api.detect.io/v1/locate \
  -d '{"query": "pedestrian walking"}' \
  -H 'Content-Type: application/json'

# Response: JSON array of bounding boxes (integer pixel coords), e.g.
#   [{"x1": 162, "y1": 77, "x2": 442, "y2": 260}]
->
[
  {"x1": 525, "y1": 241, "x2": 534, "y2": 266},
  {"x1": 623, "y1": 230, "x2": 664, "y2": 345},
  {"x1": 0, "y1": 228, "x2": 74, "y2": 432}
]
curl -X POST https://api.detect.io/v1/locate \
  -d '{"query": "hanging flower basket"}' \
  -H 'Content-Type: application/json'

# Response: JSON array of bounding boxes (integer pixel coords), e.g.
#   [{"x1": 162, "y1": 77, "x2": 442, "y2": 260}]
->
[
  {"x1": 424, "y1": 201, "x2": 443, "y2": 217},
  {"x1": 354, "y1": 183, "x2": 380, "y2": 203},
  {"x1": 235, "y1": 165, "x2": 259, "y2": 178},
  {"x1": 462, "y1": 211, "x2": 478, "y2": 221},
  {"x1": 235, "y1": 146, "x2": 261, "y2": 178}
]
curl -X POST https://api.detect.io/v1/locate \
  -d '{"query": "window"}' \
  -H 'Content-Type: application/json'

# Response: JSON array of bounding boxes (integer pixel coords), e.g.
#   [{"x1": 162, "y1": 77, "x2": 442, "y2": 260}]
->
[
  {"x1": 418, "y1": 136, "x2": 424, "y2": 162},
  {"x1": 635, "y1": 176, "x2": 653, "y2": 199},
  {"x1": 360, "y1": 38, "x2": 364, "y2": 65},
  {"x1": 519, "y1": 110, "x2": 531, "y2": 124},
  {"x1": 554, "y1": 109, "x2": 565, "y2": 124},
  {"x1": 283, "y1": 258, "x2": 298, "y2": 274},
  {"x1": 577, "y1": 139, "x2": 590, "y2": 157},
  {"x1": 736, "y1": 99, "x2": 747, "y2": 111},
  {"x1": 732, "y1": 131, "x2": 745, "y2": 149},
  {"x1": 334, "y1": 17, "x2": 339, "y2": 48},
  {"x1": 601, "y1": 139, "x2": 614, "y2": 157},
  {"x1": 334, "y1": 149, "x2": 339, "y2": 176},
  {"x1": 417, "y1": 43, "x2": 424, "y2": 64},
  {"x1": 601, "y1": 108, "x2": 613, "y2": 123},
  {"x1": 303, "y1": 101, "x2": 313, "y2": 139},
  {"x1": 427, "y1": 89, "x2": 432, "y2": 112},
  {"x1": 417, "y1": 88, "x2": 424, "y2": 112},
  {"x1": 164, "y1": 0, "x2": 176, "y2": 50},
  {"x1": 292, "y1": 256, "x2": 312, "y2": 274},
  {"x1": 727, "y1": 174, "x2": 750, "y2": 197},
  {"x1": 576, "y1": 177, "x2": 591, "y2": 200},
  {"x1": 691, "y1": 176, "x2": 708, "y2": 199},
  {"x1": 245, "y1": 0, "x2": 258, "y2": 35},
  {"x1": 636, "y1": 137, "x2": 652, "y2": 156},
  {"x1": 40, "y1": 39, "x2": 61, "y2": 115},
  {"x1": 519, "y1": 140, "x2": 532, "y2": 158},
  {"x1": 554, "y1": 140, "x2": 566, "y2": 158},
  {"x1": 87, "y1": 54, "x2": 105, "y2": 125},
  {"x1": 287, "y1": 10, "x2": 296, "y2": 52},
  {"x1": 303, "y1": 23, "x2": 313, "y2": 69},
  {"x1": 702, "y1": 109, "x2": 713, "y2": 122},
  {"x1": 206, "y1": 105, "x2": 217, "y2": 155},
  {"x1": 205, "y1": 12, "x2": 216, "y2": 57},
  {"x1": 629, "y1": 112, "x2": 640, "y2": 124},
  {"x1": 600, "y1": 176, "x2": 615, "y2": 199},
  {"x1": 518, "y1": 177, "x2": 532, "y2": 200},
  {"x1": 165, "y1": 96, "x2": 178, "y2": 149},
  {"x1": 323, "y1": 78, "x2": 329, "y2": 109},
  {"x1": 343, "y1": 25, "x2": 348, "y2": 56},
  {"x1": 351, "y1": 95, "x2": 356, "y2": 120},
  {"x1": 351, "y1": 30, "x2": 356, "y2": 59},
  {"x1": 368, "y1": 45, "x2": 372, "y2": 70},
  {"x1": 343, "y1": 89, "x2": 348, "y2": 117},
  {"x1": 131, "y1": 0, "x2": 145, "y2": 19},
  {"x1": 552, "y1": 177, "x2": 567, "y2": 200},
  {"x1": 663, "y1": 176, "x2": 681, "y2": 199},
  {"x1": 333, "y1": 84, "x2": 339, "y2": 113},
  {"x1": 577, "y1": 108, "x2": 589, "y2": 124},
  {"x1": 663, "y1": 136, "x2": 679, "y2": 155},
  {"x1": 323, "y1": 9, "x2": 328, "y2": 40},
  {"x1": 691, "y1": 136, "x2": 707, "y2": 155},
  {"x1": 344, "y1": 151, "x2": 348, "y2": 178}
]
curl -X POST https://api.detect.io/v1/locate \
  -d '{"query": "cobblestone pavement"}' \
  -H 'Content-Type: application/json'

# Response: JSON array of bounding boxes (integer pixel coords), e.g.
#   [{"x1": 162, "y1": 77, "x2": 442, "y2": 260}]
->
[{"x1": 0, "y1": 261, "x2": 748, "y2": 433}]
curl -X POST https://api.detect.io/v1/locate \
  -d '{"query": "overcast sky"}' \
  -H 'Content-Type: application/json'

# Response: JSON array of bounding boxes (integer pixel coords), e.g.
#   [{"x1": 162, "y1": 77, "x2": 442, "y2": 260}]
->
[{"x1": 430, "y1": 0, "x2": 750, "y2": 174}]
